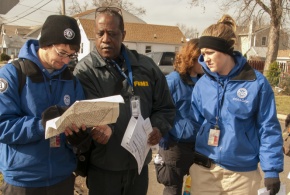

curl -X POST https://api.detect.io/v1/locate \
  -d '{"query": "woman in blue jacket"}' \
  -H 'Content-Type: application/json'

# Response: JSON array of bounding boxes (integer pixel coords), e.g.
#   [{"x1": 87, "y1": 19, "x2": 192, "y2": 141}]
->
[
  {"x1": 156, "y1": 39, "x2": 203, "y2": 195},
  {"x1": 189, "y1": 15, "x2": 283, "y2": 195},
  {"x1": 0, "y1": 15, "x2": 85, "y2": 195}
]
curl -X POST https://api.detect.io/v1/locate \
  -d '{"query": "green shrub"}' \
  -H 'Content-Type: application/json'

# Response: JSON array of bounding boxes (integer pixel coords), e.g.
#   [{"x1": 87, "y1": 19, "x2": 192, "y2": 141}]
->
[
  {"x1": 0, "y1": 53, "x2": 11, "y2": 61},
  {"x1": 266, "y1": 61, "x2": 281, "y2": 86},
  {"x1": 278, "y1": 74, "x2": 290, "y2": 95}
]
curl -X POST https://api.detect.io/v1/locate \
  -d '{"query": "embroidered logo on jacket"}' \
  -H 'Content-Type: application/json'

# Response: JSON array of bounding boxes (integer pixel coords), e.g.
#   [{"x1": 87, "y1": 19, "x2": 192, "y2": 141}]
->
[
  {"x1": 134, "y1": 81, "x2": 149, "y2": 87},
  {"x1": 237, "y1": 88, "x2": 248, "y2": 98},
  {"x1": 233, "y1": 88, "x2": 249, "y2": 103},
  {"x1": 0, "y1": 78, "x2": 8, "y2": 93},
  {"x1": 64, "y1": 95, "x2": 71, "y2": 106}
]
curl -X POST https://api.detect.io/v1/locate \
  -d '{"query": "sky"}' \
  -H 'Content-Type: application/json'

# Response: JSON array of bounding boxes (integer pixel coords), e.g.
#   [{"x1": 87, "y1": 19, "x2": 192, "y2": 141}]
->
[{"x1": 0, "y1": 0, "x2": 232, "y2": 35}]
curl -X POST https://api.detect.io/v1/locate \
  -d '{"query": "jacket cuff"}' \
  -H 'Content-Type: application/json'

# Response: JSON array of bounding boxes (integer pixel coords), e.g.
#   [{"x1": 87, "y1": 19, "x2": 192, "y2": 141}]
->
[{"x1": 264, "y1": 171, "x2": 279, "y2": 178}]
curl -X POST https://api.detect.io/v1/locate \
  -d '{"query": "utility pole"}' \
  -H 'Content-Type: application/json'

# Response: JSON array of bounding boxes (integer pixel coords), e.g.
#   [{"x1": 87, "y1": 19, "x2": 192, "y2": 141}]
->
[{"x1": 61, "y1": 0, "x2": 66, "y2": 15}]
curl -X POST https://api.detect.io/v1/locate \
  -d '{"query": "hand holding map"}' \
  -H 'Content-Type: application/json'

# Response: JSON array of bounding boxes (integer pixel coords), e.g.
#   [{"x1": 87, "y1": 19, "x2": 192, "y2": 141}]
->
[{"x1": 45, "y1": 95, "x2": 124, "y2": 139}]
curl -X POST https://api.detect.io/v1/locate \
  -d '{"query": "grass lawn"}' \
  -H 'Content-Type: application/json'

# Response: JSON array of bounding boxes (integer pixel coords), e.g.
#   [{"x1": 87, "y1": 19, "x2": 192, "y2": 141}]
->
[
  {"x1": 0, "y1": 173, "x2": 2, "y2": 189},
  {"x1": 275, "y1": 95, "x2": 290, "y2": 115}
]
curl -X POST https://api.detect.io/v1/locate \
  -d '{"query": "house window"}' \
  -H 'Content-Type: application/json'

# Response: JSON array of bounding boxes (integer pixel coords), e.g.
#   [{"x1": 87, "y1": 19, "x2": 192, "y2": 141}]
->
[
  {"x1": 80, "y1": 43, "x2": 83, "y2": 53},
  {"x1": 262, "y1": 37, "x2": 267, "y2": 46},
  {"x1": 145, "y1": 46, "x2": 151, "y2": 53}
]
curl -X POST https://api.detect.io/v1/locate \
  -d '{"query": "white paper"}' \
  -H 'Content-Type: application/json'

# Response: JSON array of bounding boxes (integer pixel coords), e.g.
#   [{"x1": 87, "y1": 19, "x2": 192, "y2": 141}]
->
[
  {"x1": 258, "y1": 184, "x2": 286, "y2": 195},
  {"x1": 45, "y1": 95, "x2": 124, "y2": 139},
  {"x1": 143, "y1": 117, "x2": 159, "y2": 151},
  {"x1": 121, "y1": 115, "x2": 153, "y2": 174}
]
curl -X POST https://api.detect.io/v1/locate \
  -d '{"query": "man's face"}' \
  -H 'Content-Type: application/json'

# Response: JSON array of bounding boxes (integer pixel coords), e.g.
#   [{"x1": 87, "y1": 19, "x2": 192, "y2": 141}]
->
[
  {"x1": 41, "y1": 44, "x2": 77, "y2": 70},
  {"x1": 95, "y1": 13, "x2": 125, "y2": 59}
]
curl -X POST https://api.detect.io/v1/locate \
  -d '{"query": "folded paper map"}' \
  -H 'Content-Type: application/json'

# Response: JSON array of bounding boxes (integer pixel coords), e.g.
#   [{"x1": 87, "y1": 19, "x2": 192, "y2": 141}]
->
[{"x1": 45, "y1": 95, "x2": 124, "y2": 139}]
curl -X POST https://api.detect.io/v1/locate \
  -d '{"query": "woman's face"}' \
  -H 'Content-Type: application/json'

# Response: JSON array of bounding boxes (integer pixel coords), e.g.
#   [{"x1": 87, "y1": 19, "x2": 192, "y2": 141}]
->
[{"x1": 201, "y1": 48, "x2": 232, "y2": 75}]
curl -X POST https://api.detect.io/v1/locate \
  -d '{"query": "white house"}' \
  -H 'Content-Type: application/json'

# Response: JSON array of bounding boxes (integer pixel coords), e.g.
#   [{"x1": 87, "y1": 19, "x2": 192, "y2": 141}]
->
[
  {"x1": 75, "y1": 9, "x2": 185, "y2": 60},
  {"x1": 236, "y1": 19, "x2": 288, "y2": 60},
  {"x1": 78, "y1": 19, "x2": 185, "y2": 59}
]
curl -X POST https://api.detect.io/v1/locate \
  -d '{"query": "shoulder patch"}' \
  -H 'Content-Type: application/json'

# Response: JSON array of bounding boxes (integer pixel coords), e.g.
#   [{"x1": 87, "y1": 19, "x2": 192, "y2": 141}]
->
[{"x1": 0, "y1": 78, "x2": 8, "y2": 93}]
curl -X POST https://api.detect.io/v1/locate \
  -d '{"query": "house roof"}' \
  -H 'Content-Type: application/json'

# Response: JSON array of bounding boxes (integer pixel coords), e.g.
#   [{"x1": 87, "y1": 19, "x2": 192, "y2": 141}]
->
[
  {"x1": 2, "y1": 34, "x2": 27, "y2": 48},
  {"x1": 79, "y1": 19, "x2": 185, "y2": 45},
  {"x1": 236, "y1": 25, "x2": 270, "y2": 36},
  {"x1": 1, "y1": 25, "x2": 32, "y2": 36},
  {"x1": 24, "y1": 25, "x2": 42, "y2": 39},
  {"x1": 278, "y1": 50, "x2": 290, "y2": 58},
  {"x1": 245, "y1": 46, "x2": 268, "y2": 58},
  {"x1": 124, "y1": 23, "x2": 185, "y2": 44}
]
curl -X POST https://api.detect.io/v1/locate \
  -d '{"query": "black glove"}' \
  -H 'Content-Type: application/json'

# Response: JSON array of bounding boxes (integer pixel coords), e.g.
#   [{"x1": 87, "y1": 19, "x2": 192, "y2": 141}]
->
[
  {"x1": 41, "y1": 105, "x2": 68, "y2": 129},
  {"x1": 264, "y1": 177, "x2": 280, "y2": 195},
  {"x1": 66, "y1": 130, "x2": 92, "y2": 153}
]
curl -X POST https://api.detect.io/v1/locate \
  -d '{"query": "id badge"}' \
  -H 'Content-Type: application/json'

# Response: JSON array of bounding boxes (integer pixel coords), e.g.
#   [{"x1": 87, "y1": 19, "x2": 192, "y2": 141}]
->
[
  {"x1": 50, "y1": 135, "x2": 61, "y2": 147},
  {"x1": 208, "y1": 128, "x2": 220, "y2": 146},
  {"x1": 130, "y1": 96, "x2": 141, "y2": 117}
]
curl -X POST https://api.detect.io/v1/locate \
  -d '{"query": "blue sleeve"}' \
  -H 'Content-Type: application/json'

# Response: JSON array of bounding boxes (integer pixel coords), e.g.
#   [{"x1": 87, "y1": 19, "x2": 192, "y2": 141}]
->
[
  {"x1": 191, "y1": 85, "x2": 205, "y2": 126},
  {"x1": 257, "y1": 74, "x2": 284, "y2": 178},
  {"x1": 165, "y1": 73, "x2": 177, "y2": 104},
  {"x1": 0, "y1": 64, "x2": 43, "y2": 145}
]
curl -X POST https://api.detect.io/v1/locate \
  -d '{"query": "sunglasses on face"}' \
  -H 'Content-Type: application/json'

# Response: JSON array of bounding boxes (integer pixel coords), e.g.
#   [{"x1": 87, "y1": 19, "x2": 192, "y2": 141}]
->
[
  {"x1": 95, "y1": 7, "x2": 122, "y2": 18},
  {"x1": 53, "y1": 45, "x2": 78, "y2": 60}
]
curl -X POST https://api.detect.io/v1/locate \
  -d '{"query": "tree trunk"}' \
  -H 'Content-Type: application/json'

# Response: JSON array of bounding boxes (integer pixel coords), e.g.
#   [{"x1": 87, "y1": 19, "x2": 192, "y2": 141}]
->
[
  {"x1": 264, "y1": 25, "x2": 280, "y2": 75},
  {"x1": 263, "y1": 16, "x2": 281, "y2": 75}
]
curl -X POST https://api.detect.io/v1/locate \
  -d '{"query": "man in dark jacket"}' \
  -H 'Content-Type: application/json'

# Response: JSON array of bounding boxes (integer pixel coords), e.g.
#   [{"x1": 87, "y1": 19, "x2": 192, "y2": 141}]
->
[
  {"x1": 73, "y1": 6, "x2": 175, "y2": 195},
  {"x1": 0, "y1": 15, "x2": 84, "y2": 195}
]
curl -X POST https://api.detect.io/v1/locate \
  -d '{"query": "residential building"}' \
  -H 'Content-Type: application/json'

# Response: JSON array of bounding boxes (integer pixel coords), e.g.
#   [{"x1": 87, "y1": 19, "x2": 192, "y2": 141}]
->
[
  {"x1": 78, "y1": 18, "x2": 185, "y2": 59},
  {"x1": 0, "y1": 24, "x2": 41, "y2": 58},
  {"x1": 236, "y1": 19, "x2": 289, "y2": 60},
  {"x1": 75, "y1": 9, "x2": 185, "y2": 59},
  {"x1": 1, "y1": 8, "x2": 185, "y2": 61}
]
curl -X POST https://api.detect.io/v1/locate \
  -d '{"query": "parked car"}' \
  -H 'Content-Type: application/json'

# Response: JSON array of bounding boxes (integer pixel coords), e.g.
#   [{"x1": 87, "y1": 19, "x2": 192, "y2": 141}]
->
[{"x1": 145, "y1": 52, "x2": 175, "y2": 75}]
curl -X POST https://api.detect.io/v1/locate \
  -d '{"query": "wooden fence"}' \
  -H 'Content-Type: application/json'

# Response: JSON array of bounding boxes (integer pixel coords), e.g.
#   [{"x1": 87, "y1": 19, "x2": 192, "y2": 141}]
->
[
  {"x1": 248, "y1": 60, "x2": 265, "y2": 73},
  {"x1": 247, "y1": 60, "x2": 290, "y2": 74}
]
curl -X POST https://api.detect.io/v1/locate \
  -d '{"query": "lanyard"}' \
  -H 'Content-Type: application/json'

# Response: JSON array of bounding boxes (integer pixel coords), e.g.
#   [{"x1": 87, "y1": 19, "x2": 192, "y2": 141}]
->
[
  {"x1": 121, "y1": 48, "x2": 133, "y2": 88},
  {"x1": 111, "y1": 60, "x2": 133, "y2": 87},
  {"x1": 106, "y1": 48, "x2": 134, "y2": 89}
]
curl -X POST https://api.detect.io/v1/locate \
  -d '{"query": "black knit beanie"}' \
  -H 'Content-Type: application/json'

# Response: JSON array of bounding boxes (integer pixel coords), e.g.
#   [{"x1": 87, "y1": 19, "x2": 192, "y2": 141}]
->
[{"x1": 39, "y1": 15, "x2": 81, "y2": 52}]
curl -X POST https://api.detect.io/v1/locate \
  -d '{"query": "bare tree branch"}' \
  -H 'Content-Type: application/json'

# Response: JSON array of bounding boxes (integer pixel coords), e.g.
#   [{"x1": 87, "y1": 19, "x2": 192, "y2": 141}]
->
[
  {"x1": 189, "y1": 0, "x2": 288, "y2": 73},
  {"x1": 67, "y1": 0, "x2": 145, "y2": 16}
]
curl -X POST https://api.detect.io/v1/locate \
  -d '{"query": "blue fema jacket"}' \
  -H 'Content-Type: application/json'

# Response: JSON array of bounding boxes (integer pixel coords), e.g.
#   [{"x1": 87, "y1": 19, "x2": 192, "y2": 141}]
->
[
  {"x1": 0, "y1": 40, "x2": 85, "y2": 187},
  {"x1": 166, "y1": 71, "x2": 200, "y2": 143},
  {"x1": 191, "y1": 51, "x2": 283, "y2": 178}
]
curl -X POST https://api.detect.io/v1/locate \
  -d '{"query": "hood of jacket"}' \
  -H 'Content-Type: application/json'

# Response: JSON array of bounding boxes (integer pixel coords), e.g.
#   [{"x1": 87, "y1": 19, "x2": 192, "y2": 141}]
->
[
  {"x1": 198, "y1": 51, "x2": 247, "y2": 81},
  {"x1": 18, "y1": 40, "x2": 68, "y2": 77}
]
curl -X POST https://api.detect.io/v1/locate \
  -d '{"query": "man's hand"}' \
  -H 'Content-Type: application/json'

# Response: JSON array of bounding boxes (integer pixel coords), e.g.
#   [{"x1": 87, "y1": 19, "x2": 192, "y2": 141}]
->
[
  {"x1": 264, "y1": 177, "x2": 280, "y2": 195},
  {"x1": 41, "y1": 105, "x2": 68, "y2": 129},
  {"x1": 91, "y1": 125, "x2": 112, "y2": 144},
  {"x1": 64, "y1": 124, "x2": 91, "y2": 153},
  {"x1": 148, "y1": 127, "x2": 162, "y2": 146}
]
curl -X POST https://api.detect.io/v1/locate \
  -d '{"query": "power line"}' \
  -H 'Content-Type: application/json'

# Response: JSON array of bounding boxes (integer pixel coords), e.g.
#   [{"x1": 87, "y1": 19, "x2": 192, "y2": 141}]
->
[
  {"x1": 19, "y1": 3, "x2": 59, "y2": 14},
  {"x1": 3, "y1": 0, "x2": 53, "y2": 24},
  {"x1": 3, "y1": 1, "x2": 45, "y2": 21}
]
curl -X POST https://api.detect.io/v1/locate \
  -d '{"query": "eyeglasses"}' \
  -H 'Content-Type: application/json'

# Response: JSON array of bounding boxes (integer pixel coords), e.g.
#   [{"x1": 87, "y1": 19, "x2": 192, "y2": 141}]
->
[
  {"x1": 53, "y1": 45, "x2": 78, "y2": 60},
  {"x1": 95, "y1": 7, "x2": 122, "y2": 18}
]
